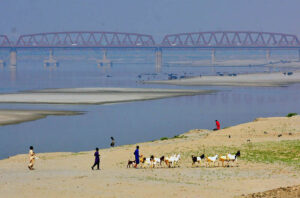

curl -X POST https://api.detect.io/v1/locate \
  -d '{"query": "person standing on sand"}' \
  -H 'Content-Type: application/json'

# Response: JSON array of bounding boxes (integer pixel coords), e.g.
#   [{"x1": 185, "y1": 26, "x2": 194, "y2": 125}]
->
[
  {"x1": 28, "y1": 146, "x2": 36, "y2": 170},
  {"x1": 91, "y1": 147, "x2": 100, "y2": 170},
  {"x1": 110, "y1": 137, "x2": 115, "y2": 147},
  {"x1": 134, "y1": 146, "x2": 140, "y2": 168},
  {"x1": 214, "y1": 120, "x2": 221, "y2": 131}
]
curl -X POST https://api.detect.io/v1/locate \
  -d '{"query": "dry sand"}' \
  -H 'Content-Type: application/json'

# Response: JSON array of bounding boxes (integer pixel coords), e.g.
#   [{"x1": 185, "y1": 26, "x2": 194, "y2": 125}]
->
[
  {"x1": 0, "y1": 116, "x2": 299, "y2": 198},
  {"x1": 0, "y1": 87, "x2": 214, "y2": 104},
  {"x1": 147, "y1": 71, "x2": 300, "y2": 87},
  {"x1": 0, "y1": 109, "x2": 82, "y2": 126},
  {"x1": 169, "y1": 58, "x2": 300, "y2": 68},
  {"x1": 240, "y1": 185, "x2": 300, "y2": 198}
]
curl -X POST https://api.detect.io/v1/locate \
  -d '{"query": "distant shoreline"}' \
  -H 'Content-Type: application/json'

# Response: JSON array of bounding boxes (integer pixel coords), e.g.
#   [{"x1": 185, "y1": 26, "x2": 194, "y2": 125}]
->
[
  {"x1": 145, "y1": 71, "x2": 300, "y2": 87},
  {"x1": 167, "y1": 59, "x2": 300, "y2": 68}
]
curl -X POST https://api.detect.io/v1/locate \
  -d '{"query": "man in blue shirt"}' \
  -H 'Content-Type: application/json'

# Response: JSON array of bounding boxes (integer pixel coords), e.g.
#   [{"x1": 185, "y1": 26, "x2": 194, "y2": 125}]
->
[
  {"x1": 91, "y1": 147, "x2": 100, "y2": 170},
  {"x1": 134, "y1": 146, "x2": 140, "y2": 168}
]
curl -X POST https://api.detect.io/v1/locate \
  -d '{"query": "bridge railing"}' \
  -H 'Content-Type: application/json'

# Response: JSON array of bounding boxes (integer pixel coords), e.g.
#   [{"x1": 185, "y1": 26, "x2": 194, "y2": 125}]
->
[
  {"x1": 1, "y1": 31, "x2": 300, "y2": 48},
  {"x1": 0, "y1": 35, "x2": 11, "y2": 47},
  {"x1": 161, "y1": 31, "x2": 300, "y2": 47},
  {"x1": 16, "y1": 32, "x2": 156, "y2": 47}
]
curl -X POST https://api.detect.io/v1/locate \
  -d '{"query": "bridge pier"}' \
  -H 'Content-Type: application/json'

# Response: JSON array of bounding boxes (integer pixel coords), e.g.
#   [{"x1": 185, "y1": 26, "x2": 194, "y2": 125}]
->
[
  {"x1": 155, "y1": 48, "x2": 162, "y2": 73},
  {"x1": 97, "y1": 49, "x2": 112, "y2": 68},
  {"x1": 211, "y1": 49, "x2": 216, "y2": 65},
  {"x1": 0, "y1": 59, "x2": 4, "y2": 69},
  {"x1": 266, "y1": 49, "x2": 271, "y2": 62},
  {"x1": 44, "y1": 49, "x2": 58, "y2": 69},
  {"x1": 10, "y1": 49, "x2": 17, "y2": 68}
]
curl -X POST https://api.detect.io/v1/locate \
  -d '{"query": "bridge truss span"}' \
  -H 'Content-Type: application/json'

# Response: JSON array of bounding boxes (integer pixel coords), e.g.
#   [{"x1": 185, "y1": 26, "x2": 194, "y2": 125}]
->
[
  {"x1": 0, "y1": 35, "x2": 11, "y2": 47},
  {"x1": 16, "y1": 31, "x2": 156, "y2": 48},
  {"x1": 161, "y1": 31, "x2": 300, "y2": 48}
]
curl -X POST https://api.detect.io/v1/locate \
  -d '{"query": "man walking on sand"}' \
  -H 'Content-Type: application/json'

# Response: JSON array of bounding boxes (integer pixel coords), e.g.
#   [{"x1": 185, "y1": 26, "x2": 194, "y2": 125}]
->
[
  {"x1": 134, "y1": 146, "x2": 140, "y2": 168},
  {"x1": 28, "y1": 146, "x2": 36, "y2": 170},
  {"x1": 214, "y1": 120, "x2": 221, "y2": 131},
  {"x1": 91, "y1": 147, "x2": 100, "y2": 170}
]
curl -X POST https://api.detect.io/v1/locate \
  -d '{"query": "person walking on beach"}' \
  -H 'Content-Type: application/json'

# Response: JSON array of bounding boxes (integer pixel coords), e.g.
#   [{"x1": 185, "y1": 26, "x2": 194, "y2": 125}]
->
[
  {"x1": 214, "y1": 120, "x2": 221, "y2": 131},
  {"x1": 28, "y1": 146, "x2": 36, "y2": 170},
  {"x1": 134, "y1": 146, "x2": 140, "y2": 168},
  {"x1": 91, "y1": 147, "x2": 100, "y2": 170},
  {"x1": 110, "y1": 137, "x2": 115, "y2": 147}
]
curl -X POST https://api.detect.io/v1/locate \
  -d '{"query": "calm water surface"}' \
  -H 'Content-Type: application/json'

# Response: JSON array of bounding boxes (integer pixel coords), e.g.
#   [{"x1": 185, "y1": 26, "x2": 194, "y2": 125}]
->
[{"x1": 0, "y1": 50, "x2": 299, "y2": 159}]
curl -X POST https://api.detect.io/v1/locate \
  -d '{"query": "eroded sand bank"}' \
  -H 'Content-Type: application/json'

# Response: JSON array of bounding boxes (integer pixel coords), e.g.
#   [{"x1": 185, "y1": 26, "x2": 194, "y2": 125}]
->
[
  {"x1": 0, "y1": 87, "x2": 214, "y2": 104},
  {"x1": 0, "y1": 110, "x2": 82, "y2": 126},
  {"x1": 146, "y1": 71, "x2": 300, "y2": 86},
  {"x1": 0, "y1": 116, "x2": 299, "y2": 198}
]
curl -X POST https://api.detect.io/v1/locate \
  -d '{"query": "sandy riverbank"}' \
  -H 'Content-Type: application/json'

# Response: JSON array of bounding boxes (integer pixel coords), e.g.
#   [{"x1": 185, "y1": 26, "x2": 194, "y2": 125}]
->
[
  {"x1": 0, "y1": 109, "x2": 82, "y2": 126},
  {"x1": 0, "y1": 116, "x2": 299, "y2": 198},
  {"x1": 0, "y1": 87, "x2": 214, "y2": 105},
  {"x1": 146, "y1": 71, "x2": 300, "y2": 87},
  {"x1": 169, "y1": 58, "x2": 300, "y2": 67}
]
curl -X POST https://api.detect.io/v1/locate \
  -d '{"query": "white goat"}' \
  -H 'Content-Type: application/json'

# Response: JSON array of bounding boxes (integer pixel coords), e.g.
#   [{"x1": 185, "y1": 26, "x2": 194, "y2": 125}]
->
[
  {"x1": 219, "y1": 151, "x2": 241, "y2": 167},
  {"x1": 141, "y1": 155, "x2": 155, "y2": 168},
  {"x1": 226, "y1": 151, "x2": 240, "y2": 166},
  {"x1": 153, "y1": 156, "x2": 165, "y2": 167},
  {"x1": 206, "y1": 155, "x2": 219, "y2": 167},
  {"x1": 167, "y1": 154, "x2": 181, "y2": 168}
]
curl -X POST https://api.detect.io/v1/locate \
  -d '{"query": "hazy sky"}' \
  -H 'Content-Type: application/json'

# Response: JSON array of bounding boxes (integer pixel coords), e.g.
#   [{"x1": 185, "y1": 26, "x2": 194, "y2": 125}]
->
[{"x1": 1, "y1": 0, "x2": 300, "y2": 41}]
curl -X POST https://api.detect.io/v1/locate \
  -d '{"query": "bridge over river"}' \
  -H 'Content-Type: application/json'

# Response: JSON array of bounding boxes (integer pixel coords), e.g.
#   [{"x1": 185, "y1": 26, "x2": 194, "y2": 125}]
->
[{"x1": 1, "y1": 31, "x2": 300, "y2": 70}]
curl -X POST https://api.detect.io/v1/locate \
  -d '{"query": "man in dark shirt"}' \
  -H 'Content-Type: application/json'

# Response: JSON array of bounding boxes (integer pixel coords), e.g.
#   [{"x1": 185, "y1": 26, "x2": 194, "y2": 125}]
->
[
  {"x1": 110, "y1": 137, "x2": 115, "y2": 147},
  {"x1": 91, "y1": 147, "x2": 100, "y2": 170},
  {"x1": 134, "y1": 146, "x2": 140, "y2": 168}
]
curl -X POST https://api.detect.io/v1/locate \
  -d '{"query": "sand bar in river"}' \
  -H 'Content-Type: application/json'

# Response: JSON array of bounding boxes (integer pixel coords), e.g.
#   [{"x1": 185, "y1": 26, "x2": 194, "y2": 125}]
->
[
  {"x1": 146, "y1": 71, "x2": 300, "y2": 86},
  {"x1": 0, "y1": 87, "x2": 215, "y2": 104},
  {"x1": 0, "y1": 109, "x2": 82, "y2": 126}
]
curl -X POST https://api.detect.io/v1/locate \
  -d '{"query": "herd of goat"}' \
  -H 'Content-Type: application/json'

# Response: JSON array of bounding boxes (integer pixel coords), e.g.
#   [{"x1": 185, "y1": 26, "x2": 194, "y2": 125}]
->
[{"x1": 127, "y1": 151, "x2": 241, "y2": 168}]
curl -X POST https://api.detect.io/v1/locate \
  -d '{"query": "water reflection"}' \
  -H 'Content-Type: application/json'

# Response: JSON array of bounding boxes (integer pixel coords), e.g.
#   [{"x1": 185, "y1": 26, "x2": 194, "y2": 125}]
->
[{"x1": 9, "y1": 65, "x2": 17, "y2": 82}]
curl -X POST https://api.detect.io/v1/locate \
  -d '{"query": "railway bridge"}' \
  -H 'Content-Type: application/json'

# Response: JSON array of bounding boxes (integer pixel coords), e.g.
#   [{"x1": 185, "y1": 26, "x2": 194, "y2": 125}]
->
[{"x1": 1, "y1": 31, "x2": 300, "y2": 71}]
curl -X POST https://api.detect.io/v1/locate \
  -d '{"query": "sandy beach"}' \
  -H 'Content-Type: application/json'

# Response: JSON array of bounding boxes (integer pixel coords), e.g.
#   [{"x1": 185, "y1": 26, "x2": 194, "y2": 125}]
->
[
  {"x1": 146, "y1": 71, "x2": 300, "y2": 87},
  {"x1": 0, "y1": 110, "x2": 82, "y2": 126},
  {"x1": 0, "y1": 116, "x2": 299, "y2": 198},
  {"x1": 0, "y1": 87, "x2": 214, "y2": 105}
]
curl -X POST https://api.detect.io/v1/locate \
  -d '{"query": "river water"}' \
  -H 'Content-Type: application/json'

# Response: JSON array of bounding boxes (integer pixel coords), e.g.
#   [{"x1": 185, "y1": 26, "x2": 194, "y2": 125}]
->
[{"x1": 0, "y1": 49, "x2": 299, "y2": 159}]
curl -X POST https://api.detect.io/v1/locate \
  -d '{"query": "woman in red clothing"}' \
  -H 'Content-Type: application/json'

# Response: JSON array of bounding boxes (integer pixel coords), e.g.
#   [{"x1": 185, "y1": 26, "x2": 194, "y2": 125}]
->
[{"x1": 214, "y1": 120, "x2": 220, "y2": 130}]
